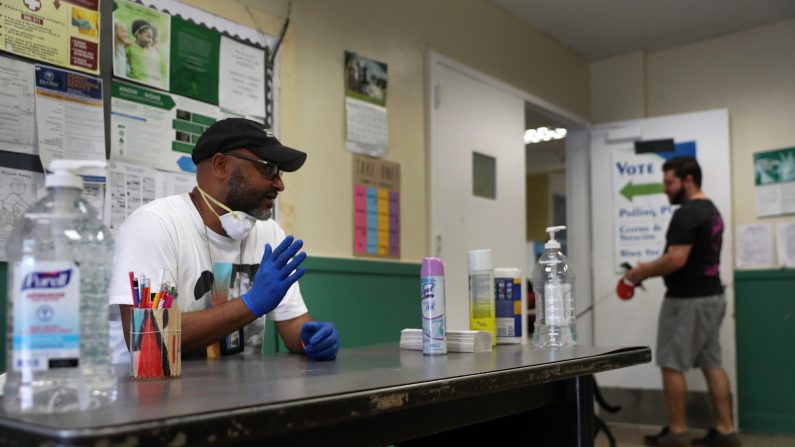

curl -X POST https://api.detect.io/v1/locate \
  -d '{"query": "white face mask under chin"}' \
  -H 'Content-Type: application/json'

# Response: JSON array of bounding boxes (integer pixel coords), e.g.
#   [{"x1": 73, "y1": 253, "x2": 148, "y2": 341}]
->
[
  {"x1": 197, "y1": 187, "x2": 257, "y2": 240},
  {"x1": 217, "y1": 211, "x2": 256, "y2": 240}
]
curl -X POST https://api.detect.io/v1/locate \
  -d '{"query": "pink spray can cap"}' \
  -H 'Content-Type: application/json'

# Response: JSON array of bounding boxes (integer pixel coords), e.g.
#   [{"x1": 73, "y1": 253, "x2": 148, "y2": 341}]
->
[{"x1": 421, "y1": 257, "x2": 445, "y2": 276}]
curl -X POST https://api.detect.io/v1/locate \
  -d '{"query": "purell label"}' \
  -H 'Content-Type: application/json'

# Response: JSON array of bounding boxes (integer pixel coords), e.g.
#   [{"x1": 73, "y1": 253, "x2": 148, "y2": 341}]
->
[
  {"x1": 12, "y1": 261, "x2": 80, "y2": 372},
  {"x1": 21, "y1": 270, "x2": 72, "y2": 290}
]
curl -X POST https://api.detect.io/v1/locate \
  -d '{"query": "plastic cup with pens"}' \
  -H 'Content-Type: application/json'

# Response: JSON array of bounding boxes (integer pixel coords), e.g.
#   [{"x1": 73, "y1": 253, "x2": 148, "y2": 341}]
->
[{"x1": 128, "y1": 271, "x2": 182, "y2": 380}]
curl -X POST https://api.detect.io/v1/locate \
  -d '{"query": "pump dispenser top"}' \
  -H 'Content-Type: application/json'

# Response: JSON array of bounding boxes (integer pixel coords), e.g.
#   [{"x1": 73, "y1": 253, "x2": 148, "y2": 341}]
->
[
  {"x1": 544, "y1": 226, "x2": 566, "y2": 249},
  {"x1": 45, "y1": 160, "x2": 107, "y2": 189},
  {"x1": 532, "y1": 225, "x2": 576, "y2": 348}
]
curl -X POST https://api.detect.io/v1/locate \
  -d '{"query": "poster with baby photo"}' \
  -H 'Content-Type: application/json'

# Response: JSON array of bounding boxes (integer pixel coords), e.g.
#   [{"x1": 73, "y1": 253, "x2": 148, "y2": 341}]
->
[{"x1": 113, "y1": 0, "x2": 170, "y2": 91}]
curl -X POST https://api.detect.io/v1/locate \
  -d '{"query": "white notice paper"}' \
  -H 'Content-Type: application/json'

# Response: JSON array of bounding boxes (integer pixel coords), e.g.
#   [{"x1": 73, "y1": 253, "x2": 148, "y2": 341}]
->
[
  {"x1": 219, "y1": 36, "x2": 265, "y2": 118},
  {"x1": 0, "y1": 167, "x2": 44, "y2": 262},
  {"x1": 159, "y1": 170, "x2": 196, "y2": 198},
  {"x1": 106, "y1": 161, "x2": 159, "y2": 231},
  {"x1": 735, "y1": 223, "x2": 774, "y2": 268},
  {"x1": 105, "y1": 161, "x2": 196, "y2": 231},
  {"x1": 81, "y1": 175, "x2": 107, "y2": 221},
  {"x1": 776, "y1": 221, "x2": 795, "y2": 267},
  {"x1": 0, "y1": 57, "x2": 36, "y2": 155},
  {"x1": 110, "y1": 81, "x2": 174, "y2": 170},
  {"x1": 35, "y1": 65, "x2": 105, "y2": 171},
  {"x1": 345, "y1": 99, "x2": 388, "y2": 157},
  {"x1": 756, "y1": 183, "x2": 795, "y2": 217}
]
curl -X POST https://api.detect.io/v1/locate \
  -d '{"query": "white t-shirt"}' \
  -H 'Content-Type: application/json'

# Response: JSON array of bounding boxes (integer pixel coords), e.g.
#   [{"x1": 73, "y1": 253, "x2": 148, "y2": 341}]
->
[{"x1": 108, "y1": 193, "x2": 308, "y2": 363}]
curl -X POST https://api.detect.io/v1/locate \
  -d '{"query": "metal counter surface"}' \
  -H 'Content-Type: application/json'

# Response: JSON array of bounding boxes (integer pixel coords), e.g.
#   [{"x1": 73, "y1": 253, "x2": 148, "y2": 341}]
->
[{"x1": 0, "y1": 343, "x2": 650, "y2": 446}]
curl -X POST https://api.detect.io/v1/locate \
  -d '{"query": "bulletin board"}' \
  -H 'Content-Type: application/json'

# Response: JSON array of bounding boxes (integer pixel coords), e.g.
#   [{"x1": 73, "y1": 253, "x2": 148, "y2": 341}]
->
[{"x1": 0, "y1": 0, "x2": 284, "y2": 258}]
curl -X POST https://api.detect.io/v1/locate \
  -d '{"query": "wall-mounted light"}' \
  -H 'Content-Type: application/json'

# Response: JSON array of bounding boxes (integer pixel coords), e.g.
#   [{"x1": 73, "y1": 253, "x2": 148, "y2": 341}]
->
[{"x1": 524, "y1": 126, "x2": 567, "y2": 144}]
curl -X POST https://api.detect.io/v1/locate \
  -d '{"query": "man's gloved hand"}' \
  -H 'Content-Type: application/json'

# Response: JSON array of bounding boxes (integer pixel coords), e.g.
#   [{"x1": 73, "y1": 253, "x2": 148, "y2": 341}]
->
[
  {"x1": 242, "y1": 236, "x2": 306, "y2": 318},
  {"x1": 300, "y1": 322, "x2": 340, "y2": 361}
]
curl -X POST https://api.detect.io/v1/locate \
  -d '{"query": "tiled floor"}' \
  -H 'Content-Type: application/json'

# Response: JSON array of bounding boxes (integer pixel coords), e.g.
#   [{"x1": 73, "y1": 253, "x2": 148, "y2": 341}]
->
[{"x1": 595, "y1": 422, "x2": 795, "y2": 447}]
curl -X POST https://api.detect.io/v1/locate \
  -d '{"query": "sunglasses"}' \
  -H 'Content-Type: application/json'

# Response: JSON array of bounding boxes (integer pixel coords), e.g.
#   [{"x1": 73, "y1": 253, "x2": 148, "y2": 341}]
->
[{"x1": 223, "y1": 152, "x2": 282, "y2": 180}]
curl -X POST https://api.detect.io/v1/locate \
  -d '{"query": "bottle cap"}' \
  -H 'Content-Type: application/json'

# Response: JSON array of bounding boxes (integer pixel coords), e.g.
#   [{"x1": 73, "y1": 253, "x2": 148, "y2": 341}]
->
[
  {"x1": 493, "y1": 267, "x2": 521, "y2": 278},
  {"x1": 46, "y1": 160, "x2": 107, "y2": 189},
  {"x1": 421, "y1": 257, "x2": 445, "y2": 276},
  {"x1": 544, "y1": 226, "x2": 566, "y2": 250},
  {"x1": 468, "y1": 249, "x2": 492, "y2": 273}
]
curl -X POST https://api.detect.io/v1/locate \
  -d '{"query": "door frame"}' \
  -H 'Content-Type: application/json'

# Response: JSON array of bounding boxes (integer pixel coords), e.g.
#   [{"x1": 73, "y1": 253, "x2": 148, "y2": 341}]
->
[{"x1": 426, "y1": 51, "x2": 593, "y2": 342}]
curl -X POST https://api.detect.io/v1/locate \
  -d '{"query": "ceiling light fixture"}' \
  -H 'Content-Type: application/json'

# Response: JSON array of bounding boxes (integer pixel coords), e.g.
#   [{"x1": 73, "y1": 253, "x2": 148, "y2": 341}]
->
[{"x1": 524, "y1": 126, "x2": 567, "y2": 144}]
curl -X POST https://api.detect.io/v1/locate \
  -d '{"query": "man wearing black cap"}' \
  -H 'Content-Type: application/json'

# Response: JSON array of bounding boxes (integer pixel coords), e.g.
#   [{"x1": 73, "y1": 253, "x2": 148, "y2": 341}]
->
[{"x1": 109, "y1": 118, "x2": 340, "y2": 362}]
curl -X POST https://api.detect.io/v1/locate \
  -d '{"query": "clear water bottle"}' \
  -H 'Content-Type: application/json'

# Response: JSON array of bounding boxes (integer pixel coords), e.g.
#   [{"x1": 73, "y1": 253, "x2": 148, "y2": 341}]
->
[
  {"x1": 4, "y1": 160, "x2": 117, "y2": 413},
  {"x1": 532, "y1": 226, "x2": 576, "y2": 348}
]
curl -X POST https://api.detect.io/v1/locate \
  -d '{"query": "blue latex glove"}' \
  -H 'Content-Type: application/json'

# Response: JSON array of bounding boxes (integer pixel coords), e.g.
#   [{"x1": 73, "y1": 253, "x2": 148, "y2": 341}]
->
[
  {"x1": 242, "y1": 236, "x2": 307, "y2": 318},
  {"x1": 300, "y1": 322, "x2": 340, "y2": 361}
]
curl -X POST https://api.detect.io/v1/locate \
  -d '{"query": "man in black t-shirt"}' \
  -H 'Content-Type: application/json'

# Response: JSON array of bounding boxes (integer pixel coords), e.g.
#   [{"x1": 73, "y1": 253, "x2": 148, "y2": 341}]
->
[{"x1": 624, "y1": 157, "x2": 740, "y2": 447}]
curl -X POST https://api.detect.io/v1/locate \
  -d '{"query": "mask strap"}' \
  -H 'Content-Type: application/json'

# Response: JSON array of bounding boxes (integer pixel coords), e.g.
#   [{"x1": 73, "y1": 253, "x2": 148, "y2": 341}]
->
[{"x1": 196, "y1": 186, "x2": 240, "y2": 221}]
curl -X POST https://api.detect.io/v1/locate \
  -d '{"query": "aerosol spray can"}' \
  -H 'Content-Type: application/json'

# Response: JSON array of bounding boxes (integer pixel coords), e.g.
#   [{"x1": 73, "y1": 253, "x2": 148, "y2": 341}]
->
[
  {"x1": 421, "y1": 257, "x2": 447, "y2": 355},
  {"x1": 468, "y1": 249, "x2": 497, "y2": 346}
]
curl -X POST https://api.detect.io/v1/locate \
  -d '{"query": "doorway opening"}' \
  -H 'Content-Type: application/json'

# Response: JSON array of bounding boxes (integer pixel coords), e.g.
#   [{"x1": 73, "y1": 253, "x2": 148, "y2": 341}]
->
[{"x1": 524, "y1": 103, "x2": 571, "y2": 338}]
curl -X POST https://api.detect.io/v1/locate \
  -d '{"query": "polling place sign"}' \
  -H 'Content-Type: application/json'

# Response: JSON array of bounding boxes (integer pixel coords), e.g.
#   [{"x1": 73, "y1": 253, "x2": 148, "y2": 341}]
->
[{"x1": 611, "y1": 142, "x2": 697, "y2": 268}]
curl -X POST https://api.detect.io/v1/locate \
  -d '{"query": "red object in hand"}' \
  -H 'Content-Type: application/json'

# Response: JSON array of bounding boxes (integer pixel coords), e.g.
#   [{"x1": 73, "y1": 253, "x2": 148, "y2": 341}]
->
[{"x1": 616, "y1": 277, "x2": 636, "y2": 300}]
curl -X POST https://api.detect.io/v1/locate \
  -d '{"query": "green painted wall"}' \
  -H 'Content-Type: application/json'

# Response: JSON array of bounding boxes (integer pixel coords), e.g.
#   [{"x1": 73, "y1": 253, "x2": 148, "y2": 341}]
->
[
  {"x1": 266, "y1": 257, "x2": 421, "y2": 353},
  {"x1": 735, "y1": 269, "x2": 795, "y2": 434}
]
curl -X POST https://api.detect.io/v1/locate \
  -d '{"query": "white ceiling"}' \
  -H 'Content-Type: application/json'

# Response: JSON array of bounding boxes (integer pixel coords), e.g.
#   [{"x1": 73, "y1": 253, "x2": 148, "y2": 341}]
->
[{"x1": 491, "y1": 0, "x2": 795, "y2": 61}]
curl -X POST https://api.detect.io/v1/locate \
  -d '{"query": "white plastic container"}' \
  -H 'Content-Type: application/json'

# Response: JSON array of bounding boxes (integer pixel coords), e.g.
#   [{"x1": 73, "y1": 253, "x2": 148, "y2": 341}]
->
[
  {"x1": 494, "y1": 267, "x2": 523, "y2": 344},
  {"x1": 532, "y1": 226, "x2": 576, "y2": 348},
  {"x1": 4, "y1": 160, "x2": 117, "y2": 413}
]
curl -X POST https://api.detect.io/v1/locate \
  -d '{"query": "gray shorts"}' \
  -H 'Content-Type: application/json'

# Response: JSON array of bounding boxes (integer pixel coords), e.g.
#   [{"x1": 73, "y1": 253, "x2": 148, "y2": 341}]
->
[{"x1": 656, "y1": 294, "x2": 726, "y2": 372}]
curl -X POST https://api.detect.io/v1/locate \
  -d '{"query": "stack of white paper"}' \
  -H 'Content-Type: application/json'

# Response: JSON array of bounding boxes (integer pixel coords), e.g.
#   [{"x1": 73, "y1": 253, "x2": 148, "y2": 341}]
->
[{"x1": 399, "y1": 329, "x2": 492, "y2": 352}]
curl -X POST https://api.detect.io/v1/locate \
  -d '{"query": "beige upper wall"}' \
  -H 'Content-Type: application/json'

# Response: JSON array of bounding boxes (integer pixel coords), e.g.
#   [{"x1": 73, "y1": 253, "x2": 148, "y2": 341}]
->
[
  {"x1": 591, "y1": 19, "x2": 795, "y2": 261},
  {"x1": 181, "y1": 0, "x2": 589, "y2": 262},
  {"x1": 647, "y1": 19, "x2": 795, "y2": 229},
  {"x1": 589, "y1": 51, "x2": 645, "y2": 122}
]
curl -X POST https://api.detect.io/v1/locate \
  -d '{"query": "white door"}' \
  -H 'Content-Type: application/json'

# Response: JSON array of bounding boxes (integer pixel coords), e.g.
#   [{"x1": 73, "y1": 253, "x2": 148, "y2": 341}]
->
[
  {"x1": 590, "y1": 110, "x2": 734, "y2": 396},
  {"x1": 429, "y1": 54, "x2": 526, "y2": 333}
]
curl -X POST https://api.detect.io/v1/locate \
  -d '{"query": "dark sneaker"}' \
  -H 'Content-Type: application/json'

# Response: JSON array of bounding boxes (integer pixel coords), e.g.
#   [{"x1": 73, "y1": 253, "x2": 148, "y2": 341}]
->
[
  {"x1": 644, "y1": 426, "x2": 690, "y2": 446},
  {"x1": 692, "y1": 428, "x2": 742, "y2": 446}
]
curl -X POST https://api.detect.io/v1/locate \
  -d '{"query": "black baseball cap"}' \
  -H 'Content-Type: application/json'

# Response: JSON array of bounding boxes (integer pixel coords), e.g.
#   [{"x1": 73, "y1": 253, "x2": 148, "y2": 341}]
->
[{"x1": 191, "y1": 118, "x2": 307, "y2": 172}]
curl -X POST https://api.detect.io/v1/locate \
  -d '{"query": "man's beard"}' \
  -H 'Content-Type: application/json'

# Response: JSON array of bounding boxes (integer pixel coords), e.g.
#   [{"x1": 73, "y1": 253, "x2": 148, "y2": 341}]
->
[
  {"x1": 225, "y1": 167, "x2": 275, "y2": 220},
  {"x1": 669, "y1": 185, "x2": 685, "y2": 205}
]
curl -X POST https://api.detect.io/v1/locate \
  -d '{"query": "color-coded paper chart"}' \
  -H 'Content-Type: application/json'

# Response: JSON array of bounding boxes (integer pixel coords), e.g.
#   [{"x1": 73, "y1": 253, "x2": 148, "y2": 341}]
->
[{"x1": 353, "y1": 155, "x2": 400, "y2": 258}]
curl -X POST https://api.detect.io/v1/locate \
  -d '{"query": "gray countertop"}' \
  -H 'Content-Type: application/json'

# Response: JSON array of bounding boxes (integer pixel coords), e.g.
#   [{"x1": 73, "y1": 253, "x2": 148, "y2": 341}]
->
[{"x1": 0, "y1": 343, "x2": 650, "y2": 445}]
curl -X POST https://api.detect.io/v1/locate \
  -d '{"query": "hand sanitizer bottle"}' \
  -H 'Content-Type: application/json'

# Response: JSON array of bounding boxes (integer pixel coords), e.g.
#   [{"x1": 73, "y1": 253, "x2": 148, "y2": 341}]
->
[
  {"x1": 5, "y1": 160, "x2": 117, "y2": 413},
  {"x1": 532, "y1": 226, "x2": 576, "y2": 348}
]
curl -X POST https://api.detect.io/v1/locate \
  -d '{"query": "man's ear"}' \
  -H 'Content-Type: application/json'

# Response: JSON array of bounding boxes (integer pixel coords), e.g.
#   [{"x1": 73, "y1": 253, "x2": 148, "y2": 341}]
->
[
  {"x1": 209, "y1": 152, "x2": 230, "y2": 178},
  {"x1": 683, "y1": 174, "x2": 697, "y2": 190}
]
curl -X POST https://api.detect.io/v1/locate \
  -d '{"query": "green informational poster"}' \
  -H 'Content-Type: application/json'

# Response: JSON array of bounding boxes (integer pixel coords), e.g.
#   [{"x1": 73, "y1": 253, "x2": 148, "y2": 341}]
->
[
  {"x1": 169, "y1": 16, "x2": 220, "y2": 104},
  {"x1": 754, "y1": 146, "x2": 795, "y2": 186},
  {"x1": 753, "y1": 146, "x2": 795, "y2": 217}
]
